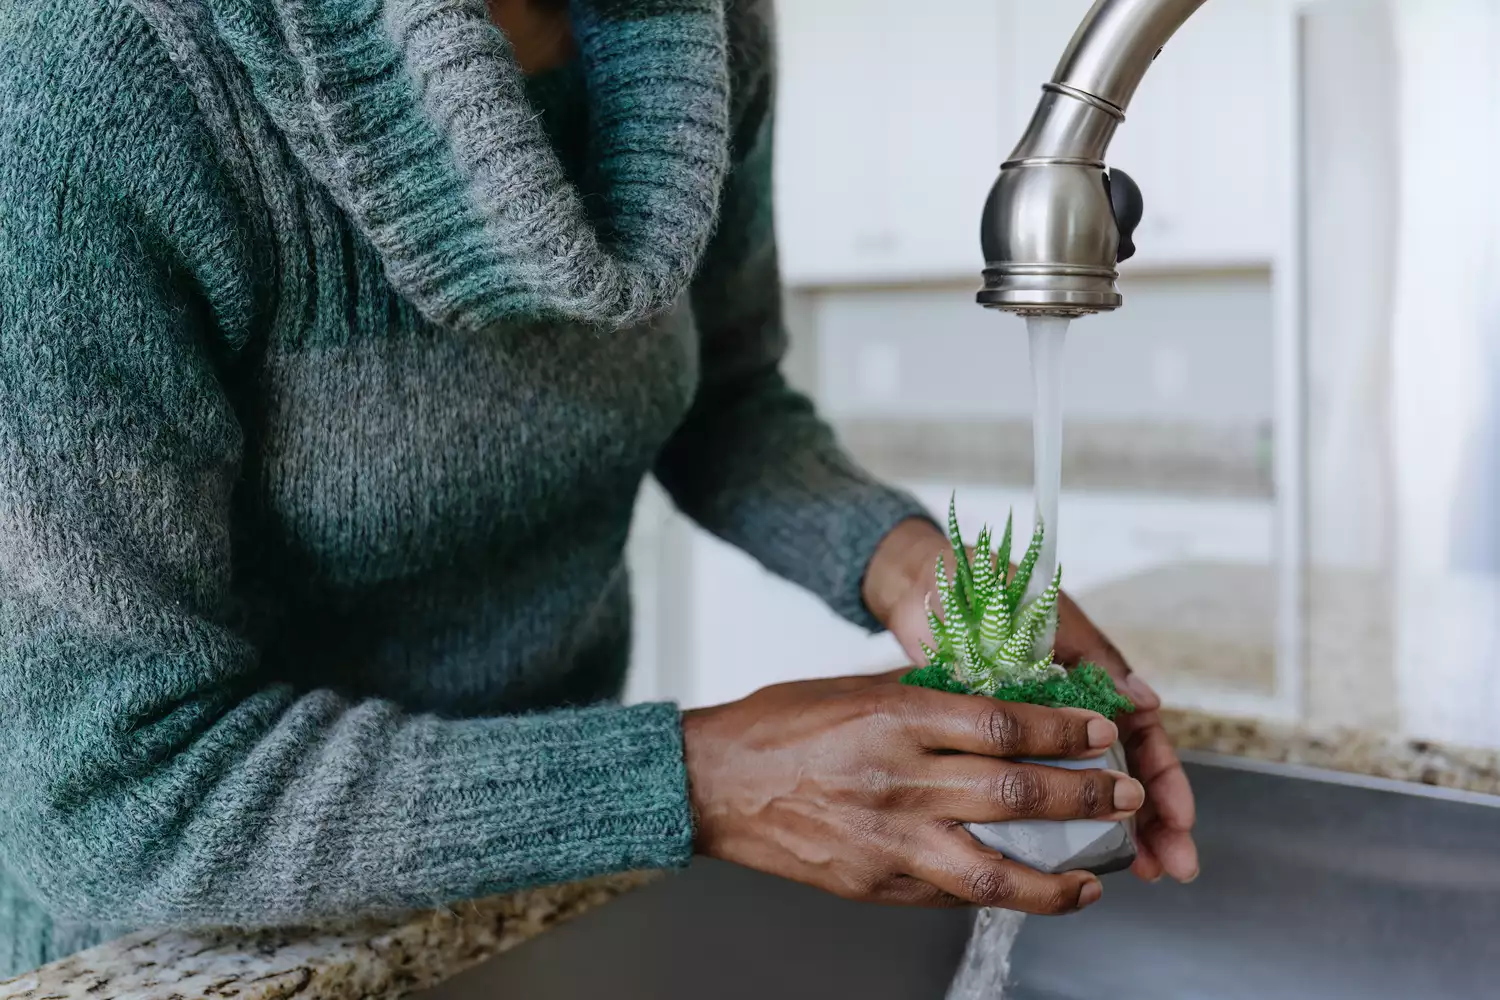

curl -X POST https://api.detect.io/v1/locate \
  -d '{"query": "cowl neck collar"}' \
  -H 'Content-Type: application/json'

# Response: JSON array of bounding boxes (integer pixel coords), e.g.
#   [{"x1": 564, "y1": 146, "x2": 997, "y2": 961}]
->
[{"x1": 168, "y1": 0, "x2": 732, "y2": 333}]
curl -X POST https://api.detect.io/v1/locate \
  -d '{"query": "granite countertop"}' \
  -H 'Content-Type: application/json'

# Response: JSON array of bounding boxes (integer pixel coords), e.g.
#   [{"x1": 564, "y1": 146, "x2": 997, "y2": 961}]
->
[
  {"x1": 1162, "y1": 707, "x2": 1500, "y2": 796},
  {"x1": 0, "y1": 872, "x2": 657, "y2": 1000},
  {"x1": 8, "y1": 711, "x2": 1498, "y2": 1000},
  {"x1": 9, "y1": 643, "x2": 1500, "y2": 1000}
]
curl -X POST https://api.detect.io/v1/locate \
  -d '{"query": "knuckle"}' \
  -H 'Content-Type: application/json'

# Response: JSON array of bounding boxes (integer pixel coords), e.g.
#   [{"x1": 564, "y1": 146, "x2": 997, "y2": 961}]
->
[
  {"x1": 837, "y1": 867, "x2": 885, "y2": 902},
  {"x1": 994, "y1": 766, "x2": 1047, "y2": 817},
  {"x1": 959, "y1": 863, "x2": 1017, "y2": 907},
  {"x1": 1041, "y1": 882, "x2": 1079, "y2": 915},
  {"x1": 1078, "y1": 773, "x2": 1105, "y2": 816},
  {"x1": 979, "y1": 706, "x2": 1024, "y2": 757},
  {"x1": 862, "y1": 691, "x2": 913, "y2": 738},
  {"x1": 861, "y1": 766, "x2": 908, "y2": 808},
  {"x1": 1057, "y1": 718, "x2": 1089, "y2": 757}
]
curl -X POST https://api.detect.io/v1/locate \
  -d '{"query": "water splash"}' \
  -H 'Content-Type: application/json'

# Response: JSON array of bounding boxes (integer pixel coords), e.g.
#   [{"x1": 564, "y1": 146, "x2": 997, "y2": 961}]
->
[
  {"x1": 945, "y1": 907, "x2": 1028, "y2": 999},
  {"x1": 1026, "y1": 314, "x2": 1070, "y2": 657}
]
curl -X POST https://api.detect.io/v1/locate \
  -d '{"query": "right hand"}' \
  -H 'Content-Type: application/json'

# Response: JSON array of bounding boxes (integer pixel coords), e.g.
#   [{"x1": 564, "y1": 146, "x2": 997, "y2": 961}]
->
[{"x1": 682, "y1": 670, "x2": 1145, "y2": 915}]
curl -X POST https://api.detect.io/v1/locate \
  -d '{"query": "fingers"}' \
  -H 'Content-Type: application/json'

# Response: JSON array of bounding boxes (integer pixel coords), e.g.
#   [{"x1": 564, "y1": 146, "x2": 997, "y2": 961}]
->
[
  {"x1": 1117, "y1": 671, "x2": 1162, "y2": 711},
  {"x1": 1054, "y1": 594, "x2": 1162, "y2": 711},
  {"x1": 1128, "y1": 796, "x2": 1166, "y2": 882},
  {"x1": 926, "y1": 757, "x2": 1144, "y2": 824},
  {"x1": 902, "y1": 689, "x2": 1117, "y2": 760},
  {"x1": 1124, "y1": 756, "x2": 1199, "y2": 884},
  {"x1": 1120, "y1": 714, "x2": 1199, "y2": 883},
  {"x1": 1141, "y1": 817, "x2": 1200, "y2": 883},
  {"x1": 866, "y1": 874, "x2": 970, "y2": 909},
  {"x1": 910, "y1": 828, "x2": 1104, "y2": 915},
  {"x1": 1124, "y1": 716, "x2": 1197, "y2": 831},
  {"x1": 1052, "y1": 592, "x2": 1108, "y2": 667},
  {"x1": 1131, "y1": 843, "x2": 1166, "y2": 882}
]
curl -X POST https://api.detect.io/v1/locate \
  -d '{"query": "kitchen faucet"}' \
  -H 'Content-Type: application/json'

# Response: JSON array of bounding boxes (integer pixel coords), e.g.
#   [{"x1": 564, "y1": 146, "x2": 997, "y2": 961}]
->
[{"x1": 979, "y1": 0, "x2": 1211, "y2": 316}]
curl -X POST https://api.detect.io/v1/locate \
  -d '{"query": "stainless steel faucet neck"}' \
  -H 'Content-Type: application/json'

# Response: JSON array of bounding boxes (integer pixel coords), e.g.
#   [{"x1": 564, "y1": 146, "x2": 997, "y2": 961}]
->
[
  {"x1": 1052, "y1": 0, "x2": 1212, "y2": 113},
  {"x1": 979, "y1": 0, "x2": 1211, "y2": 317}
]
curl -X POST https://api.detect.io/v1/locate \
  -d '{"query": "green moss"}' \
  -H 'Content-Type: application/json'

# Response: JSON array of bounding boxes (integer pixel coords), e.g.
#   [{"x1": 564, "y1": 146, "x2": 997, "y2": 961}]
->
[
  {"x1": 901, "y1": 662, "x2": 971, "y2": 695},
  {"x1": 900, "y1": 662, "x2": 1136, "y2": 721}
]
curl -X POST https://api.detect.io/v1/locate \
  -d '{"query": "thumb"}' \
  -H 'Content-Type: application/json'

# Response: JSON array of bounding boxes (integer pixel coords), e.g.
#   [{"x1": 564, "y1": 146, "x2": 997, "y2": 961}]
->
[{"x1": 886, "y1": 598, "x2": 938, "y2": 666}]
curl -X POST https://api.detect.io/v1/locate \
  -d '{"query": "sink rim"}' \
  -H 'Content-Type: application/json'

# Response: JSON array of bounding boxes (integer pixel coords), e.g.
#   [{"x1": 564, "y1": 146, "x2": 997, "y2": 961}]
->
[{"x1": 1178, "y1": 748, "x2": 1500, "y2": 809}]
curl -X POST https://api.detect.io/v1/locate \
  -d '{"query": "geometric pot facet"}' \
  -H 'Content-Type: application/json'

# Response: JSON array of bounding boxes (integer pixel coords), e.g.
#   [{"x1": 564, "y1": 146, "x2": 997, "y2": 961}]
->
[{"x1": 965, "y1": 741, "x2": 1138, "y2": 877}]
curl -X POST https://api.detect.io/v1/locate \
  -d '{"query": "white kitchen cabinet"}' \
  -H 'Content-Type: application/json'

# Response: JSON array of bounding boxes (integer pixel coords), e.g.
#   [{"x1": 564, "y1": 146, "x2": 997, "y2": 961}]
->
[
  {"x1": 812, "y1": 272, "x2": 1274, "y2": 423},
  {"x1": 773, "y1": 0, "x2": 1286, "y2": 284},
  {"x1": 1002, "y1": 0, "x2": 1285, "y2": 268},
  {"x1": 773, "y1": 0, "x2": 1007, "y2": 285}
]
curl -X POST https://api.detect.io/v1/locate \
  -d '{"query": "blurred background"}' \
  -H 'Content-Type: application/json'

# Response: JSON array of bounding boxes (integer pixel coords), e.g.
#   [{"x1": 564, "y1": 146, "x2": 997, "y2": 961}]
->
[{"x1": 621, "y1": 0, "x2": 1500, "y2": 754}]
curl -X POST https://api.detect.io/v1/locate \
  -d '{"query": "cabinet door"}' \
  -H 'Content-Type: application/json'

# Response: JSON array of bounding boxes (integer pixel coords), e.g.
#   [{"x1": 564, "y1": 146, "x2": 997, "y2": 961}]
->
[
  {"x1": 1156, "y1": 0, "x2": 1283, "y2": 264},
  {"x1": 773, "y1": 0, "x2": 1007, "y2": 285},
  {"x1": 1005, "y1": 0, "x2": 1283, "y2": 268}
]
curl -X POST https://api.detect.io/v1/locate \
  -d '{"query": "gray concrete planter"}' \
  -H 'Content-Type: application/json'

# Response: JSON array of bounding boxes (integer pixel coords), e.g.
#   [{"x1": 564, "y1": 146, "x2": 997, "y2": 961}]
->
[{"x1": 966, "y1": 742, "x2": 1138, "y2": 876}]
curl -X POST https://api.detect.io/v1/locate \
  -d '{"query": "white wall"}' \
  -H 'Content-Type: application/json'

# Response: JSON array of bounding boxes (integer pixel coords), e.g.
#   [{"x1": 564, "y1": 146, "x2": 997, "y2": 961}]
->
[
  {"x1": 1302, "y1": 0, "x2": 1400, "y2": 572},
  {"x1": 1388, "y1": 0, "x2": 1500, "y2": 573},
  {"x1": 1387, "y1": 0, "x2": 1500, "y2": 744}
]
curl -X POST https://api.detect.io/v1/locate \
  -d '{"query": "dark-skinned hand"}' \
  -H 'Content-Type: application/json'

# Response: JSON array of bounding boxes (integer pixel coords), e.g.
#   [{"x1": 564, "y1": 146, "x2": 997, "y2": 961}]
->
[
  {"x1": 865, "y1": 517, "x2": 1200, "y2": 885},
  {"x1": 682, "y1": 670, "x2": 1145, "y2": 914}
]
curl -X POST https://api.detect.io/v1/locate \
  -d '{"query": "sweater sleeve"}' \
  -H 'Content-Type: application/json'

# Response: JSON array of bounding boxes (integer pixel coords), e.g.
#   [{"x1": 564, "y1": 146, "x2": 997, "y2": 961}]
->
[
  {"x1": 654, "y1": 6, "x2": 936, "y2": 632},
  {"x1": 0, "y1": 26, "x2": 691, "y2": 931}
]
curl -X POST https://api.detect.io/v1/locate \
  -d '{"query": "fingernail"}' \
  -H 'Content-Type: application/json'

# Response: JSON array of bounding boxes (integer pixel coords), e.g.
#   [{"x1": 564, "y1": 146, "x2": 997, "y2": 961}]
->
[
  {"x1": 1111, "y1": 773, "x2": 1145, "y2": 812},
  {"x1": 1077, "y1": 880, "x2": 1103, "y2": 910},
  {"x1": 1086, "y1": 717, "x2": 1117, "y2": 749},
  {"x1": 1183, "y1": 868, "x2": 1201, "y2": 884},
  {"x1": 1123, "y1": 673, "x2": 1160, "y2": 708}
]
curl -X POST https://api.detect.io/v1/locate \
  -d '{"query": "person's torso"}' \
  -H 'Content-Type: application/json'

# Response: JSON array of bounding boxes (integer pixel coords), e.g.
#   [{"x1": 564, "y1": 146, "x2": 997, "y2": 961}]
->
[{"x1": 219, "y1": 61, "x2": 702, "y2": 717}]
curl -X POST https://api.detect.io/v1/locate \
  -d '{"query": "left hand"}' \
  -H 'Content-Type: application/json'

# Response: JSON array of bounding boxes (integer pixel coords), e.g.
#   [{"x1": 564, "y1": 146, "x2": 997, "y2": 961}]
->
[{"x1": 863, "y1": 518, "x2": 1200, "y2": 884}]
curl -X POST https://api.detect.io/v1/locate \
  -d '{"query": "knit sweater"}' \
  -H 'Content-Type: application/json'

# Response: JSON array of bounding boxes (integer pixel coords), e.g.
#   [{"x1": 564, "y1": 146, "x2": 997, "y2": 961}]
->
[{"x1": 0, "y1": 0, "x2": 930, "y2": 974}]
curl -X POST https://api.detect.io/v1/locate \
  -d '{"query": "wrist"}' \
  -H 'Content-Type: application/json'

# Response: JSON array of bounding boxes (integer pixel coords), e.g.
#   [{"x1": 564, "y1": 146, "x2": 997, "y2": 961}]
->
[
  {"x1": 681, "y1": 705, "x2": 725, "y2": 856},
  {"x1": 861, "y1": 516, "x2": 948, "y2": 627}
]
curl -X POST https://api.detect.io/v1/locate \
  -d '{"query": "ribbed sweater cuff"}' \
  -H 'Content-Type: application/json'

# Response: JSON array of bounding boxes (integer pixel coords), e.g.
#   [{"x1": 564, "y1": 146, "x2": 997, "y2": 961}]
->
[
  {"x1": 692, "y1": 447, "x2": 938, "y2": 633},
  {"x1": 381, "y1": 701, "x2": 694, "y2": 901},
  {"x1": 786, "y1": 472, "x2": 939, "y2": 633}
]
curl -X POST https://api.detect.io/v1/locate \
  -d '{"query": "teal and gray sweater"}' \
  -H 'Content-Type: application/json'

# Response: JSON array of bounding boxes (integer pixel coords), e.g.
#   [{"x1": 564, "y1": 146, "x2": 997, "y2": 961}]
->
[{"x1": 0, "y1": 0, "x2": 928, "y2": 974}]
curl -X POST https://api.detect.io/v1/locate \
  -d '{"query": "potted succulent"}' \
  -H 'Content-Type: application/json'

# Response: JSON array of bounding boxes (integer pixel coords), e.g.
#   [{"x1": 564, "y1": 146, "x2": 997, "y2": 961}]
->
[{"x1": 901, "y1": 497, "x2": 1138, "y2": 876}]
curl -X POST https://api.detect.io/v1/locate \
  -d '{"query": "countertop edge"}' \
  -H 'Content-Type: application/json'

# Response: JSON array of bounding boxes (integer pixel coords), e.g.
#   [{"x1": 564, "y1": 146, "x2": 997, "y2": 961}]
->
[
  {"x1": 1162, "y1": 708, "x2": 1500, "y2": 797},
  {"x1": 7, "y1": 710, "x2": 1499, "y2": 1000},
  {"x1": 0, "y1": 870, "x2": 661, "y2": 1000}
]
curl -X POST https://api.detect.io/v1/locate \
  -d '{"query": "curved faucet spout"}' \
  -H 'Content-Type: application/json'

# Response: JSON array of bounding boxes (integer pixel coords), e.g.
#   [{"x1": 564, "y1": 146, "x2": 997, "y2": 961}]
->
[
  {"x1": 1054, "y1": 0, "x2": 1212, "y2": 116},
  {"x1": 978, "y1": 0, "x2": 1211, "y2": 316}
]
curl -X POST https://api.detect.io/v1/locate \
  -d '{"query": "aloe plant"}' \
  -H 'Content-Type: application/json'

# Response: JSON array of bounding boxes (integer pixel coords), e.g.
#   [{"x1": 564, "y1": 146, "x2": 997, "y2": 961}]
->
[{"x1": 900, "y1": 495, "x2": 1135, "y2": 720}]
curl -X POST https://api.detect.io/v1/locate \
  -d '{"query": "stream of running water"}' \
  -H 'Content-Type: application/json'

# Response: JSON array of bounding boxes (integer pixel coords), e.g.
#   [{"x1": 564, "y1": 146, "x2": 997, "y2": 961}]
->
[{"x1": 945, "y1": 313, "x2": 1073, "y2": 999}]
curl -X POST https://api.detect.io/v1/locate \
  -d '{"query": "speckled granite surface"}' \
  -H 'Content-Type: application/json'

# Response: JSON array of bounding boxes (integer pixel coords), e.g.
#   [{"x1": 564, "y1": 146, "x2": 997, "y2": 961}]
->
[
  {"x1": 7, "y1": 709, "x2": 1499, "y2": 1000},
  {"x1": 1162, "y1": 708, "x2": 1500, "y2": 796},
  {"x1": 0, "y1": 871, "x2": 658, "y2": 1000}
]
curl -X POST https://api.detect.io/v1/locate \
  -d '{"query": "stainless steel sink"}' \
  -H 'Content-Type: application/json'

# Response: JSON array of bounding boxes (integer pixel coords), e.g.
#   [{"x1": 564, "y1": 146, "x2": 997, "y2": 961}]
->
[
  {"x1": 1010, "y1": 751, "x2": 1500, "y2": 1000},
  {"x1": 422, "y1": 754, "x2": 1500, "y2": 1000}
]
